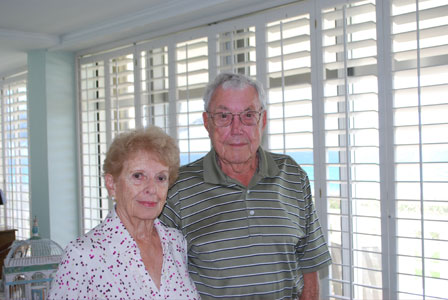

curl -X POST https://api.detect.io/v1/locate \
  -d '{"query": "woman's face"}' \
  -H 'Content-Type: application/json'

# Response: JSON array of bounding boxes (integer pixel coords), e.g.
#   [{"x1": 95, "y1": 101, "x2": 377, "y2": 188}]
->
[{"x1": 106, "y1": 150, "x2": 170, "y2": 222}]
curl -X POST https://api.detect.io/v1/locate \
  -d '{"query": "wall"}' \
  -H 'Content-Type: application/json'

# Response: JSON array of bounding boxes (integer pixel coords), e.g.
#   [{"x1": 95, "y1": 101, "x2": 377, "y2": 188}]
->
[{"x1": 27, "y1": 50, "x2": 79, "y2": 247}]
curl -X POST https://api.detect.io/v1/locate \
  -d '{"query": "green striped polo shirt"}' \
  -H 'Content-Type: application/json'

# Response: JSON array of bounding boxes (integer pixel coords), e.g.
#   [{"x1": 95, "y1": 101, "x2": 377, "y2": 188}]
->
[{"x1": 160, "y1": 147, "x2": 332, "y2": 299}]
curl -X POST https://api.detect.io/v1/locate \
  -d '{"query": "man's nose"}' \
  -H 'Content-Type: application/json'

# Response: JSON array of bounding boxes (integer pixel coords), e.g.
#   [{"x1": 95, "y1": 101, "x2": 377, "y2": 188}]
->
[{"x1": 230, "y1": 114, "x2": 243, "y2": 133}]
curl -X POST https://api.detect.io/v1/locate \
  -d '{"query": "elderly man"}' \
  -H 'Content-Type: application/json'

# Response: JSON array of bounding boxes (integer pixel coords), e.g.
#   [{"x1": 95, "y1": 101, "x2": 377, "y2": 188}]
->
[{"x1": 161, "y1": 72, "x2": 331, "y2": 299}]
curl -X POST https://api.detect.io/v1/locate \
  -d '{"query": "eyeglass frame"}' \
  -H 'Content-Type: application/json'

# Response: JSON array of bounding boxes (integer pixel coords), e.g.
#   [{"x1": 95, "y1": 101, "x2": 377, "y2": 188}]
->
[{"x1": 206, "y1": 109, "x2": 264, "y2": 127}]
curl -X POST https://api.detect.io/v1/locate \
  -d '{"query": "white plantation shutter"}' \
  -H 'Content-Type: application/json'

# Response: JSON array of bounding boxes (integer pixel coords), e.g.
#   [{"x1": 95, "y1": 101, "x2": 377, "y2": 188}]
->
[
  {"x1": 75, "y1": 2, "x2": 448, "y2": 298},
  {"x1": 391, "y1": 0, "x2": 448, "y2": 299},
  {"x1": 320, "y1": 0, "x2": 382, "y2": 298},
  {"x1": 216, "y1": 27, "x2": 257, "y2": 76},
  {"x1": 0, "y1": 73, "x2": 30, "y2": 239},
  {"x1": 79, "y1": 61, "x2": 109, "y2": 232},
  {"x1": 140, "y1": 47, "x2": 170, "y2": 130},
  {"x1": 176, "y1": 37, "x2": 210, "y2": 165},
  {"x1": 80, "y1": 52, "x2": 136, "y2": 232},
  {"x1": 266, "y1": 13, "x2": 315, "y2": 187},
  {"x1": 110, "y1": 54, "x2": 136, "y2": 136}
]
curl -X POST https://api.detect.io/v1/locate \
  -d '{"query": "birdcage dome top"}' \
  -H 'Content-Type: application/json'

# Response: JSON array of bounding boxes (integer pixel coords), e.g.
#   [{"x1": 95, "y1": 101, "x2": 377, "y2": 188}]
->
[{"x1": 4, "y1": 238, "x2": 64, "y2": 269}]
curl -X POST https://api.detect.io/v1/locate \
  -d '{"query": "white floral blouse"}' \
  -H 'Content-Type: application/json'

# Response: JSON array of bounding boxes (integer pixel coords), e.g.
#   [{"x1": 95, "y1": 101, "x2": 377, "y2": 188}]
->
[{"x1": 48, "y1": 207, "x2": 200, "y2": 300}]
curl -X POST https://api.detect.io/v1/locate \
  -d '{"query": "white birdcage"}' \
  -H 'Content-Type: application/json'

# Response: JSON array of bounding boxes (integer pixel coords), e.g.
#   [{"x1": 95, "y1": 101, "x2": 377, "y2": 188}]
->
[{"x1": 2, "y1": 218, "x2": 63, "y2": 300}]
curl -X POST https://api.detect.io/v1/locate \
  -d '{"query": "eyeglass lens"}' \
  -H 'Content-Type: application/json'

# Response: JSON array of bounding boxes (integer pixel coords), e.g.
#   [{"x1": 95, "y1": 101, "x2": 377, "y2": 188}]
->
[{"x1": 211, "y1": 111, "x2": 261, "y2": 127}]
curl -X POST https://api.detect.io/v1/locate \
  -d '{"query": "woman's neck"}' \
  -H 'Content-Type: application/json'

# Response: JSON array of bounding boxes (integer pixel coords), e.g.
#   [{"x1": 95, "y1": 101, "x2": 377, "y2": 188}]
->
[{"x1": 116, "y1": 207, "x2": 156, "y2": 241}]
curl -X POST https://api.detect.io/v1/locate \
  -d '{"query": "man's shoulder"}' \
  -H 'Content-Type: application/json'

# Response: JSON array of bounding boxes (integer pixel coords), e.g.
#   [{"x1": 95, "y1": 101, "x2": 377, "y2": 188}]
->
[
  {"x1": 179, "y1": 156, "x2": 205, "y2": 172},
  {"x1": 263, "y1": 150, "x2": 308, "y2": 177},
  {"x1": 169, "y1": 156, "x2": 207, "y2": 191},
  {"x1": 265, "y1": 150, "x2": 301, "y2": 167},
  {"x1": 266, "y1": 151, "x2": 291, "y2": 161},
  {"x1": 177, "y1": 156, "x2": 206, "y2": 179}
]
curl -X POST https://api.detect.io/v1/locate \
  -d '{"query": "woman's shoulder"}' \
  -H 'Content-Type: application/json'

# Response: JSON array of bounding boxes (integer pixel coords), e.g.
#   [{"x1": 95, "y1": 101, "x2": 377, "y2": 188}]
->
[
  {"x1": 156, "y1": 219, "x2": 184, "y2": 241},
  {"x1": 66, "y1": 210, "x2": 117, "y2": 251}
]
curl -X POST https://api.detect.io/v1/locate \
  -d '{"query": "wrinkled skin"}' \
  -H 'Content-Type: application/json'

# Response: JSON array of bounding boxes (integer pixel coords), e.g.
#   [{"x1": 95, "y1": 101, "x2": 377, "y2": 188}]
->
[
  {"x1": 203, "y1": 85, "x2": 266, "y2": 185},
  {"x1": 105, "y1": 150, "x2": 170, "y2": 224}
]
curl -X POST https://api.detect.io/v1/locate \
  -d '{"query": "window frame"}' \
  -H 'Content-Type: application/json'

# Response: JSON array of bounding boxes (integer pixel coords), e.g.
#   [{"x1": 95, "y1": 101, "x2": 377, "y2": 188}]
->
[
  {"x1": 0, "y1": 71, "x2": 31, "y2": 240},
  {"x1": 76, "y1": 0, "x2": 448, "y2": 298}
]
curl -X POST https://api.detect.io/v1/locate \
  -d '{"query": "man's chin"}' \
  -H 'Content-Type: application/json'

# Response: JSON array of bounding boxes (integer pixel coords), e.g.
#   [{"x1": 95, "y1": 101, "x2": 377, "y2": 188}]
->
[{"x1": 221, "y1": 155, "x2": 253, "y2": 165}]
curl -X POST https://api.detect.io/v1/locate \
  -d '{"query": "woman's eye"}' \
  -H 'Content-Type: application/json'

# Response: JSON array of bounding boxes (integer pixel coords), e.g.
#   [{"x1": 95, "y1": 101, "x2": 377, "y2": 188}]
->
[
  {"x1": 157, "y1": 175, "x2": 168, "y2": 182},
  {"x1": 132, "y1": 172, "x2": 144, "y2": 180}
]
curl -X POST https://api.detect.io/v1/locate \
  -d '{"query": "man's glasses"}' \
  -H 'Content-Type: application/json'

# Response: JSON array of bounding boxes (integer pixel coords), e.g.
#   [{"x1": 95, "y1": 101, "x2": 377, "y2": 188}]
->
[{"x1": 207, "y1": 110, "x2": 263, "y2": 127}]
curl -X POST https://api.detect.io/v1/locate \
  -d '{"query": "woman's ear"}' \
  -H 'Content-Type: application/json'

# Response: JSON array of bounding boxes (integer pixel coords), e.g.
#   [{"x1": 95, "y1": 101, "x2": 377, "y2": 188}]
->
[{"x1": 105, "y1": 174, "x2": 116, "y2": 197}]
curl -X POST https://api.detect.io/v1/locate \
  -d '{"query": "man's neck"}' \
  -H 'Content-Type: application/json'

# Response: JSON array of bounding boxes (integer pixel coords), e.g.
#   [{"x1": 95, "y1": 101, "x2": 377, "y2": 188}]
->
[{"x1": 218, "y1": 154, "x2": 259, "y2": 187}]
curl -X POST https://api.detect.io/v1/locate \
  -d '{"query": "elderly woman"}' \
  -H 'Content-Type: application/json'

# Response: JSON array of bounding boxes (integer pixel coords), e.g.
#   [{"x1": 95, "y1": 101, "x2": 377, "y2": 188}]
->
[{"x1": 49, "y1": 126, "x2": 200, "y2": 299}]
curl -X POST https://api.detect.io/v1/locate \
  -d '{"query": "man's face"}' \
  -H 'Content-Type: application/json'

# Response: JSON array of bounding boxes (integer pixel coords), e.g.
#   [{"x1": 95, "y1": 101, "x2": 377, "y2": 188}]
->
[{"x1": 203, "y1": 85, "x2": 266, "y2": 166}]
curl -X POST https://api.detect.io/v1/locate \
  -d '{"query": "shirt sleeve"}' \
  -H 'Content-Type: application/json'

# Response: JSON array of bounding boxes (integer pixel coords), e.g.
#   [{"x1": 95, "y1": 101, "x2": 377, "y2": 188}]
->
[
  {"x1": 160, "y1": 184, "x2": 183, "y2": 230},
  {"x1": 296, "y1": 174, "x2": 332, "y2": 273},
  {"x1": 48, "y1": 243, "x2": 93, "y2": 299}
]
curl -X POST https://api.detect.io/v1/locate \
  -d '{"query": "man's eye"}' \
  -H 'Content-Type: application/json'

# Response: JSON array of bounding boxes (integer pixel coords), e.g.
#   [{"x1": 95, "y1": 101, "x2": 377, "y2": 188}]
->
[
  {"x1": 218, "y1": 113, "x2": 230, "y2": 119},
  {"x1": 245, "y1": 111, "x2": 254, "y2": 118}
]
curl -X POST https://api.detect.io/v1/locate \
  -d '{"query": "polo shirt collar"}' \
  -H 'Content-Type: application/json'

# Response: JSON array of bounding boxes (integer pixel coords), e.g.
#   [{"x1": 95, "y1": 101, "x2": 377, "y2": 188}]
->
[{"x1": 203, "y1": 147, "x2": 280, "y2": 186}]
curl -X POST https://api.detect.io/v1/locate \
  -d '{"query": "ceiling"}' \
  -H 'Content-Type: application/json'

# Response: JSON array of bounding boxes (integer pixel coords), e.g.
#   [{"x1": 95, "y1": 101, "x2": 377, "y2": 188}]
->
[{"x1": 0, "y1": 0, "x2": 296, "y2": 76}]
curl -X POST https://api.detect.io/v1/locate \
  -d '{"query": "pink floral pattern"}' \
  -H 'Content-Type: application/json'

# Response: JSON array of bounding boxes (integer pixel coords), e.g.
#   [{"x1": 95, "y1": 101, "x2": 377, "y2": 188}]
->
[{"x1": 48, "y1": 207, "x2": 200, "y2": 299}]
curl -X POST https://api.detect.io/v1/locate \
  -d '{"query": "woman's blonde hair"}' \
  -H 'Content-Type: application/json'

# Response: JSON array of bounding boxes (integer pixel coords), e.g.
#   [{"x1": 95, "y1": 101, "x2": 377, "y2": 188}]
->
[{"x1": 103, "y1": 126, "x2": 180, "y2": 186}]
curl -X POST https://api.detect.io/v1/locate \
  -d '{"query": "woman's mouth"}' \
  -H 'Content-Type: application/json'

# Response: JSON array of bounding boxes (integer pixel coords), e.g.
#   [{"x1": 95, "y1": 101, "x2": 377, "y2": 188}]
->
[{"x1": 137, "y1": 201, "x2": 158, "y2": 208}]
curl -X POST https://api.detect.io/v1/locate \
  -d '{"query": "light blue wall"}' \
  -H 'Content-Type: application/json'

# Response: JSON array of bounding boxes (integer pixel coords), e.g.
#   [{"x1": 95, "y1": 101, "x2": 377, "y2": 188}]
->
[{"x1": 27, "y1": 50, "x2": 79, "y2": 247}]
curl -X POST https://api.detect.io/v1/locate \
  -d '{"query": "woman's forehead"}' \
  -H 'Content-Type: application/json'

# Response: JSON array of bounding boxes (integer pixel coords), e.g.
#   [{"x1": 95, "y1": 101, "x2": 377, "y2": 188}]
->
[{"x1": 123, "y1": 150, "x2": 164, "y2": 166}]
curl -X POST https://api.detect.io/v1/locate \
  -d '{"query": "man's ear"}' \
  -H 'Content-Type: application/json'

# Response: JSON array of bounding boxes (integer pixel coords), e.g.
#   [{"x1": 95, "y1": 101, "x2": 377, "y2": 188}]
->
[
  {"x1": 203, "y1": 111, "x2": 210, "y2": 133},
  {"x1": 105, "y1": 174, "x2": 116, "y2": 197},
  {"x1": 261, "y1": 109, "x2": 267, "y2": 131}
]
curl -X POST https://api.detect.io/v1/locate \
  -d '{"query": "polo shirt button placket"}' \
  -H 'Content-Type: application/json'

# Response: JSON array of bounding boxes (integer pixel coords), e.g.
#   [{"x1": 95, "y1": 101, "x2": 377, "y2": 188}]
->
[
  {"x1": 246, "y1": 190, "x2": 255, "y2": 217},
  {"x1": 246, "y1": 189, "x2": 258, "y2": 239}
]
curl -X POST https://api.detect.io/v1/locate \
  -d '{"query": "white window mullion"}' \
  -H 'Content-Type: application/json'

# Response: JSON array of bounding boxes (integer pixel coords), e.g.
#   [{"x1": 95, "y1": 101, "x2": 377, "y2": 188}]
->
[
  {"x1": 254, "y1": 17, "x2": 268, "y2": 149},
  {"x1": 311, "y1": 1, "x2": 331, "y2": 297},
  {"x1": 376, "y1": 0, "x2": 396, "y2": 298},
  {"x1": 79, "y1": 63, "x2": 89, "y2": 230},
  {"x1": 415, "y1": 2, "x2": 427, "y2": 295},
  {"x1": 104, "y1": 60, "x2": 112, "y2": 149},
  {"x1": 208, "y1": 31, "x2": 218, "y2": 83},
  {"x1": 168, "y1": 38, "x2": 178, "y2": 139},
  {"x1": 340, "y1": 6, "x2": 355, "y2": 298},
  {"x1": 104, "y1": 59, "x2": 113, "y2": 210},
  {"x1": 75, "y1": 58, "x2": 83, "y2": 236},
  {"x1": 0, "y1": 82, "x2": 6, "y2": 225},
  {"x1": 279, "y1": 22, "x2": 286, "y2": 154},
  {"x1": 184, "y1": 43, "x2": 191, "y2": 160},
  {"x1": 133, "y1": 46, "x2": 142, "y2": 129}
]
